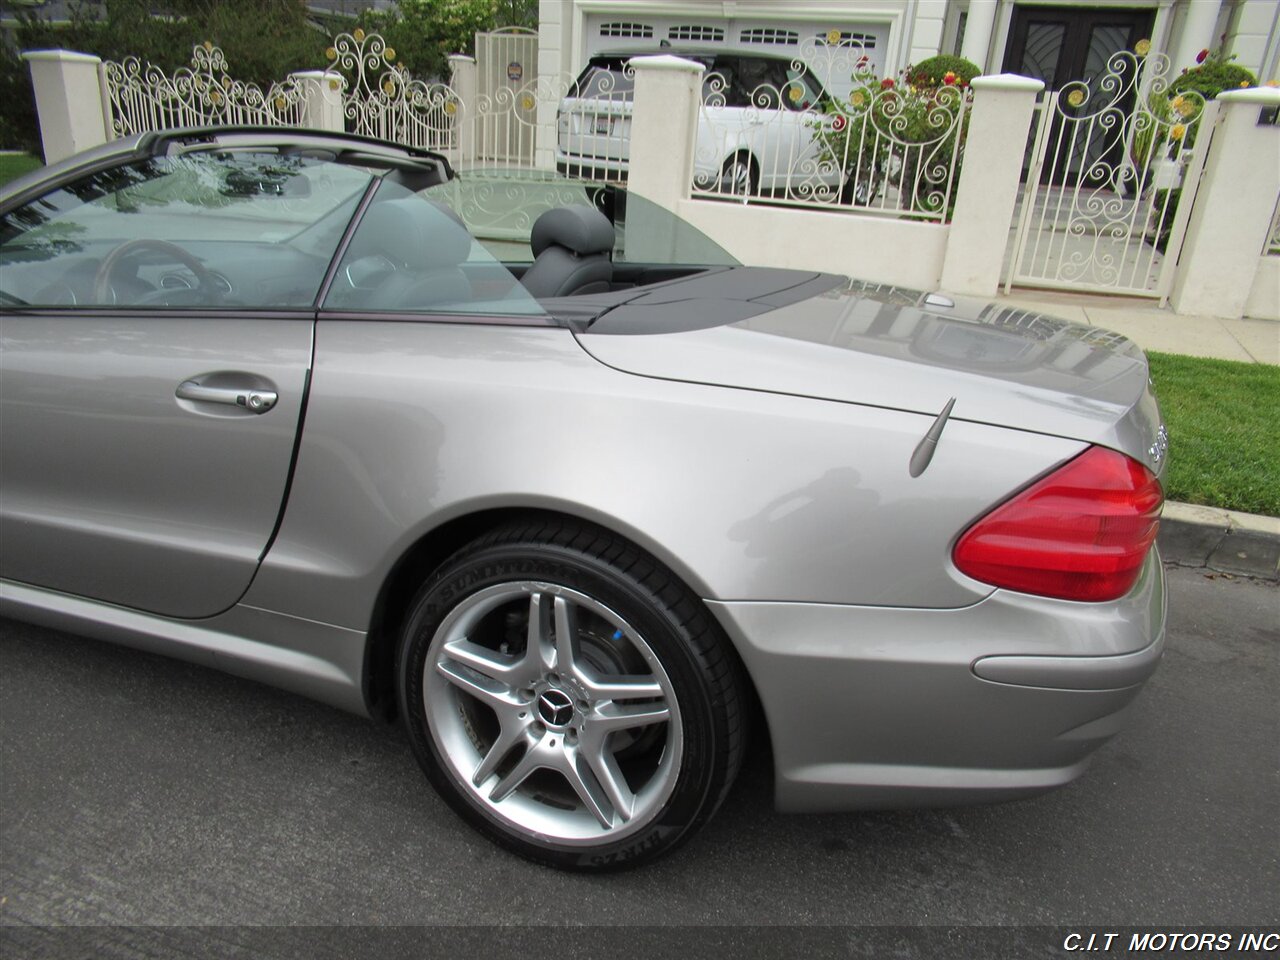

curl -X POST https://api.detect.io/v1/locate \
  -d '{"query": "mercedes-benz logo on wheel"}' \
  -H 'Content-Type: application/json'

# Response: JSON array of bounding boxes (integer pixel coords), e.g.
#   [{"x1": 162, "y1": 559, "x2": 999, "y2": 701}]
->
[{"x1": 537, "y1": 688, "x2": 574, "y2": 727}]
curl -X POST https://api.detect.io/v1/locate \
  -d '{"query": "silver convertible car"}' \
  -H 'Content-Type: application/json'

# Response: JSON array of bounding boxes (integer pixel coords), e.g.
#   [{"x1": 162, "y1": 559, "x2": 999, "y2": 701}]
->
[{"x1": 0, "y1": 128, "x2": 1167, "y2": 870}]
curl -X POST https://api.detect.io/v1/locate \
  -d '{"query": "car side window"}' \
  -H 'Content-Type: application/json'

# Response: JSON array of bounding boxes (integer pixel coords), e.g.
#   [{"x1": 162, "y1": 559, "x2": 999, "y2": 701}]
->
[
  {"x1": 719, "y1": 56, "x2": 786, "y2": 109},
  {"x1": 0, "y1": 151, "x2": 373, "y2": 309},
  {"x1": 323, "y1": 179, "x2": 545, "y2": 317},
  {"x1": 697, "y1": 58, "x2": 729, "y2": 105},
  {"x1": 571, "y1": 58, "x2": 636, "y2": 99}
]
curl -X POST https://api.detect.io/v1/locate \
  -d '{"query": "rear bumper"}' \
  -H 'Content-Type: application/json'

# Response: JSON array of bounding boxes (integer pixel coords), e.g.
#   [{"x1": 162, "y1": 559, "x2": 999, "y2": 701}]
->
[{"x1": 707, "y1": 550, "x2": 1166, "y2": 812}]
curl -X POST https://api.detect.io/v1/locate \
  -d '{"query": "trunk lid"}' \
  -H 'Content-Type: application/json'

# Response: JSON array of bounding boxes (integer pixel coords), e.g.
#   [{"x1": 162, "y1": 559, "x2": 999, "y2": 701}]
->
[{"x1": 576, "y1": 269, "x2": 1166, "y2": 475}]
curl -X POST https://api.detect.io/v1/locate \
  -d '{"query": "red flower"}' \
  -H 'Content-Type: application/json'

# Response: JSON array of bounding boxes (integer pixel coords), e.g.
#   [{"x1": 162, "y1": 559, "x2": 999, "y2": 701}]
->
[
  {"x1": 943, "y1": 71, "x2": 957, "y2": 86},
  {"x1": 856, "y1": 54, "x2": 870, "y2": 68},
  {"x1": 1196, "y1": 48, "x2": 1209, "y2": 64},
  {"x1": 832, "y1": 115, "x2": 847, "y2": 132},
  {"x1": 880, "y1": 77, "x2": 895, "y2": 90}
]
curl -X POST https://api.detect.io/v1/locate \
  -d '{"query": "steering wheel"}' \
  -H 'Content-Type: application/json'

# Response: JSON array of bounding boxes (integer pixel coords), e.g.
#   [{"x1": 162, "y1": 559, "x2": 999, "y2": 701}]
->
[{"x1": 92, "y1": 238, "x2": 218, "y2": 305}]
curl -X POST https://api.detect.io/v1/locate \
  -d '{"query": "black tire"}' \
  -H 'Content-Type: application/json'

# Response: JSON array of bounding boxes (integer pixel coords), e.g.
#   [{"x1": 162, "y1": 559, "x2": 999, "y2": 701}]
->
[
  {"x1": 397, "y1": 519, "x2": 747, "y2": 871},
  {"x1": 718, "y1": 153, "x2": 758, "y2": 198},
  {"x1": 840, "y1": 166, "x2": 882, "y2": 206}
]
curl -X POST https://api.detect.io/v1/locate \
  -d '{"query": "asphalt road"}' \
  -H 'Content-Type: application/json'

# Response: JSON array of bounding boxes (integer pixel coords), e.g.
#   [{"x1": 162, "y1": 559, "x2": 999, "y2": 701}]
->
[{"x1": 1, "y1": 566, "x2": 1276, "y2": 934}]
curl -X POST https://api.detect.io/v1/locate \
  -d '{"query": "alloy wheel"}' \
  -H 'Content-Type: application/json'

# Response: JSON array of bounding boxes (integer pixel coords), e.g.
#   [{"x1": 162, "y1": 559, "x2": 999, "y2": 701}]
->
[{"x1": 423, "y1": 581, "x2": 683, "y2": 845}]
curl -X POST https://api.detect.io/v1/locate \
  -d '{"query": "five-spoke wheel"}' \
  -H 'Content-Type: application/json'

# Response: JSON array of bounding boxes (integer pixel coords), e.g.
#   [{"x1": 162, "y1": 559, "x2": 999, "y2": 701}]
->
[
  {"x1": 427, "y1": 582, "x2": 681, "y2": 840},
  {"x1": 398, "y1": 521, "x2": 746, "y2": 870}
]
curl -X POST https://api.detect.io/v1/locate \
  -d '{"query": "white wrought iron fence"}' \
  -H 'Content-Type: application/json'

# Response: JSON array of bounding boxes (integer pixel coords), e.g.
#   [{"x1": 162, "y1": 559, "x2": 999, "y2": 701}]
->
[
  {"x1": 104, "y1": 42, "x2": 307, "y2": 137},
  {"x1": 689, "y1": 36, "x2": 970, "y2": 221},
  {"x1": 328, "y1": 30, "x2": 460, "y2": 156},
  {"x1": 328, "y1": 29, "x2": 630, "y2": 180},
  {"x1": 1005, "y1": 49, "x2": 1211, "y2": 298},
  {"x1": 474, "y1": 27, "x2": 540, "y2": 165},
  {"x1": 469, "y1": 71, "x2": 563, "y2": 171}
]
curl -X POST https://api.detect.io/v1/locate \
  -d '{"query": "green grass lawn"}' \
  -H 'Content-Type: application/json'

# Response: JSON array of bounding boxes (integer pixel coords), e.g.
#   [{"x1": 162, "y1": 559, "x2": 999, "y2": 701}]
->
[
  {"x1": 1147, "y1": 351, "x2": 1280, "y2": 517},
  {"x1": 0, "y1": 153, "x2": 42, "y2": 186}
]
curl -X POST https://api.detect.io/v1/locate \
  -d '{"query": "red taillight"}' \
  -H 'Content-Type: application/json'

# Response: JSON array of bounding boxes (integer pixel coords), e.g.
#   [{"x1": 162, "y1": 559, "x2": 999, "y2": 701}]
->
[{"x1": 953, "y1": 446, "x2": 1163, "y2": 602}]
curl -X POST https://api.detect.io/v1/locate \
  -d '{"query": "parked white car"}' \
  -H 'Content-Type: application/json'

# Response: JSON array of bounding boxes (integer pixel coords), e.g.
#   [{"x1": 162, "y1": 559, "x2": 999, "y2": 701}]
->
[{"x1": 556, "y1": 47, "x2": 844, "y2": 198}]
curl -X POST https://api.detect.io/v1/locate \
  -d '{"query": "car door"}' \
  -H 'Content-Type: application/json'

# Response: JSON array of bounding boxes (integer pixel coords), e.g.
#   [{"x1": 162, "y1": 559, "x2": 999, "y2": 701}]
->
[{"x1": 0, "y1": 148, "x2": 374, "y2": 618}]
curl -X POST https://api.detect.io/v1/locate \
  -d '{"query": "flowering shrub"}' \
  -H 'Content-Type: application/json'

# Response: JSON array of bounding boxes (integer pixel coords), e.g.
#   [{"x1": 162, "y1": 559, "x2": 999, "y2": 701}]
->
[
  {"x1": 1128, "y1": 46, "x2": 1250, "y2": 174},
  {"x1": 1129, "y1": 85, "x2": 1206, "y2": 174},
  {"x1": 817, "y1": 64, "x2": 972, "y2": 217},
  {"x1": 904, "y1": 55, "x2": 981, "y2": 90},
  {"x1": 1169, "y1": 49, "x2": 1257, "y2": 101}
]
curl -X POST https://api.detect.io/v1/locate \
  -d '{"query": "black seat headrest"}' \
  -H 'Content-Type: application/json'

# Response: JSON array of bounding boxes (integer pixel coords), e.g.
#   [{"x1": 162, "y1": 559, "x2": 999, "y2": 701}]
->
[{"x1": 530, "y1": 205, "x2": 615, "y2": 258}]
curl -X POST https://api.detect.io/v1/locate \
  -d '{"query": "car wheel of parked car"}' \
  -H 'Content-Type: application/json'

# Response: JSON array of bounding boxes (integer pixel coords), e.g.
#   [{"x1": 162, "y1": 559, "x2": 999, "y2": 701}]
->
[
  {"x1": 839, "y1": 166, "x2": 883, "y2": 206},
  {"x1": 397, "y1": 520, "x2": 747, "y2": 870},
  {"x1": 718, "y1": 154, "x2": 758, "y2": 198}
]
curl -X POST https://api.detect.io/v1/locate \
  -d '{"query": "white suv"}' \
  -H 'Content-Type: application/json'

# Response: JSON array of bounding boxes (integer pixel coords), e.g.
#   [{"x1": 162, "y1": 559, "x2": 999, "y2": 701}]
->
[{"x1": 556, "y1": 48, "x2": 841, "y2": 197}]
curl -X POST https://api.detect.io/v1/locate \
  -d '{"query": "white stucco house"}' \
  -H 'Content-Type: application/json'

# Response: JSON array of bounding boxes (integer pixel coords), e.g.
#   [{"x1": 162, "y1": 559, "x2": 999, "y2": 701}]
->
[{"x1": 537, "y1": 0, "x2": 1280, "y2": 87}]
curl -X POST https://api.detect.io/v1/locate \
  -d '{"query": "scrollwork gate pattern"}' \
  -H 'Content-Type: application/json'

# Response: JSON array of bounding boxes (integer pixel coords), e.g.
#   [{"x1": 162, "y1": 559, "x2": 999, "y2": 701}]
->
[
  {"x1": 1006, "y1": 49, "x2": 1212, "y2": 297},
  {"x1": 104, "y1": 42, "x2": 307, "y2": 137},
  {"x1": 327, "y1": 30, "x2": 460, "y2": 156},
  {"x1": 691, "y1": 35, "x2": 970, "y2": 221}
]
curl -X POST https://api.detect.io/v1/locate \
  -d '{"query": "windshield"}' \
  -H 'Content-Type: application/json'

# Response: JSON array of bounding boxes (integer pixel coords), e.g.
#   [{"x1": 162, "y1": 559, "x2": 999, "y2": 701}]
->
[{"x1": 422, "y1": 168, "x2": 739, "y2": 267}]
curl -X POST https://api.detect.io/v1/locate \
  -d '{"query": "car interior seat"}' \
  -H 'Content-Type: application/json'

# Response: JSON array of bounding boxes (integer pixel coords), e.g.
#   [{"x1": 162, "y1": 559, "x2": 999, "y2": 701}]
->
[{"x1": 519, "y1": 205, "x2": 615, "y2": 298}]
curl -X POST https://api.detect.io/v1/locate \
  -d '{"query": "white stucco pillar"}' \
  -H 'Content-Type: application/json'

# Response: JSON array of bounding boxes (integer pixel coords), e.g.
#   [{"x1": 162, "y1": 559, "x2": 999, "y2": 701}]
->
[
  {"x1": 536, "y1": 0, "x2": 575, "y2": 169},
  {"x1": 627, "y1": 55, "x2": 704, "y2": 210},
  {"x1": 939, "y1": 74, "x2": 1045, "y2": 298},
  {"x1": 291, "y1": 71, "x2": 346, "y2": 132},
  {"x1": 960, "y1": 0, "x2": 1001, "y2": 72},
  {"x1": 625, "y1": 56, "x2": 705, "y2": 262},
  {"x1": 1171, "y1": 0, "x2": 1223, "y2": 70},
  {"x1": 1170, "y1": 87, "x2": 1280, "y2": 319},
  {"x1": 22, "y1": 50, "x2": 110, "y2": 163},
  {"x1": 448, "y1": 54, "x2": 478, "y2": 169}
]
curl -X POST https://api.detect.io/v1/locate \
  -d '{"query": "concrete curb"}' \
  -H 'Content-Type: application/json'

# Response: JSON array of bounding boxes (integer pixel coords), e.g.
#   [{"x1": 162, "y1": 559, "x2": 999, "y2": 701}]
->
[{"x1": 1158, "y1": 502, "x2": 1280, "y2": 580}]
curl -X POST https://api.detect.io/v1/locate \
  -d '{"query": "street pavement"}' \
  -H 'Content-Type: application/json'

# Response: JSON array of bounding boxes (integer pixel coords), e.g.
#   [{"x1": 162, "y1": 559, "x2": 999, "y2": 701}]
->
[{"x1": 0, "y1": 566, "x2": 1275, "y2": 934}]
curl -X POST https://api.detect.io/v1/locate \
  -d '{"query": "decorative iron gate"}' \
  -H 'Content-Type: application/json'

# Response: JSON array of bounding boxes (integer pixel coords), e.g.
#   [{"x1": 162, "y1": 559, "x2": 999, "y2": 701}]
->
[
  {"x1": 104, "y1": 42, "x2": 307, "y2": 137},
  {"x1": 1005, "y1": 49, "x2": 1216, "y2": 299},
  {"x1": 473, "y1": 27, "x2": 541, "y2": 165},
  {"x1": 328, "y1": 30, "x2": 460, "y2": 156}
]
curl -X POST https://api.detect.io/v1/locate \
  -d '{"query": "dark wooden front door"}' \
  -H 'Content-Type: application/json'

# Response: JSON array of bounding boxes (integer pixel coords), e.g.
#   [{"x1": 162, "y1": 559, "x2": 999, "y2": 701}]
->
[{"x1": 1003, "y1": 5, "x2": 1154, "y2": 185}]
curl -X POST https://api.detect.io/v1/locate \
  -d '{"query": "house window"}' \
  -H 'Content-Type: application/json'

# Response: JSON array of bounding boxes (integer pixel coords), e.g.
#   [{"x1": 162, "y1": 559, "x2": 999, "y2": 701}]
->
[
  {"x1": 669, "y1": 25, "x2": 725, "y2": 43},
  {"x1": 740, "y1": 27, "x2": 799, "y2": 46},
  {"x1": 599, "y1": 22, "x2": 653, "y2": 39}
]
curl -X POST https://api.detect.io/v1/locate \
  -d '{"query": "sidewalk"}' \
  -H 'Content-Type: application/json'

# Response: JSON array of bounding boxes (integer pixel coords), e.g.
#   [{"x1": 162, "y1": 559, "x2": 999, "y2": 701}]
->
[
  {"x1": 997, "y1": 289, "x2": 1280, "y2": 579},
  {"x1": 995, "y1": 289, "x2": 1279, "y2": 365}
]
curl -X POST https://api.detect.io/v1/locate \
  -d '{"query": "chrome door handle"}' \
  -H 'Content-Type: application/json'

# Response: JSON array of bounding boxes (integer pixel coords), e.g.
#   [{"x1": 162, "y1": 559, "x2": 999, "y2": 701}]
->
[{"x1": 176, "y1": 380, "x2": 278, "y2": 413}]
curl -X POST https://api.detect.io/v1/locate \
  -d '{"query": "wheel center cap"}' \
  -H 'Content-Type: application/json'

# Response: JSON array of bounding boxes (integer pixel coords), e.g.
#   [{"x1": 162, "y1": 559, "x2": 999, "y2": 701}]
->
[{"x1": 536, "y1": 688, "x2": 574, "y2": 727}]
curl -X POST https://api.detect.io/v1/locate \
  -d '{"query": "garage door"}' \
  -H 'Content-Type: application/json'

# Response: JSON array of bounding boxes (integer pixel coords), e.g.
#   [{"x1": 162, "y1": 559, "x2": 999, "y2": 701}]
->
[{"x1": 582, "y1": 14, "x2": 890, "y2": 100}]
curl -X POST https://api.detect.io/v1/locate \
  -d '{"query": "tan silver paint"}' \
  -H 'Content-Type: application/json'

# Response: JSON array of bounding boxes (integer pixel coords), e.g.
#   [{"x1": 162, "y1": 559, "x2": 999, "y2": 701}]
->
[{"x1": 0, "y1": 313, "x2": 311, "y2": 618}]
